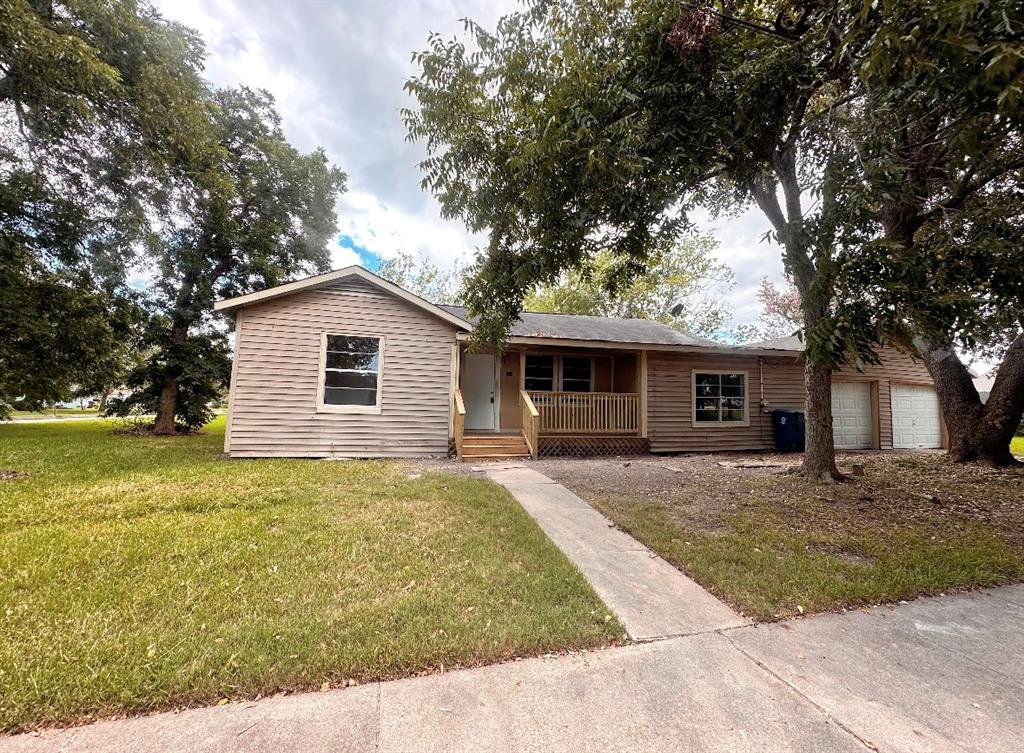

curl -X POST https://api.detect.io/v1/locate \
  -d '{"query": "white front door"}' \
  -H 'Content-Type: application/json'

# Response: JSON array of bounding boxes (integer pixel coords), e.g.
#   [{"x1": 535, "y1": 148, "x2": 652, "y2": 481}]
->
[
  {"x1": 831, "y1": 382, "x2": 873, "y2": 449},
  {"x1": 463, "y1": 353, "x2": 497, "y2": 431},
  {"x1": 892, "y1": 384, "x2": 942, "y2": 448}
]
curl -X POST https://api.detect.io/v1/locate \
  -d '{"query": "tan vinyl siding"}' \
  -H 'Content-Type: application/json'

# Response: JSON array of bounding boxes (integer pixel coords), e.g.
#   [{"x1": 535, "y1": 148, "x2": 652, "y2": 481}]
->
[
  {"x1": 227, "y1": 277, "x2": 457, "y2": 458},
  {"x1": 648, "y1": 347, "x2": 933, "y2": 453}
]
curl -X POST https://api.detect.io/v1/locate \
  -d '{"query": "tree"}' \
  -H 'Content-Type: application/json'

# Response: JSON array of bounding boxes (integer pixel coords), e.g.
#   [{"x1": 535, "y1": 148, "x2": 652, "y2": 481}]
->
[
  {"x1": 108, "y1": 88, "x2": 347, "y2": 433},
  {"x1": 405, "y1": 0, "x2": 1024, "y2": 475},
  {"x1": 524, "y1": 234, "x2": 732, "y2": 337},
  {"x1": 731, "y1": 278, "x2": 803, "y2": 343},
  {"x1": 375, "y1": 250, "x2": 465, "y2": 305},
  {"x1": 405, "y1": 1, "x2": 867, "y2": 479},
  {"x1": 1, "y1": 0, "x2": 216, "y2": 416},
  {"x1": 827, "y1": 0, "x2": 1024, "y2": 466}
]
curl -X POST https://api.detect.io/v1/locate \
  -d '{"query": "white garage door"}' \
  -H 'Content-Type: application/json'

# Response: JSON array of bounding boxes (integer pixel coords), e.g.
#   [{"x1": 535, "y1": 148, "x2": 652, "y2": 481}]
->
[
  {"x1": 831, "y1": 382, "x2": 873, "y2": 449},
  {"x1": 891, "y1": 384, "x2": 942, "y2": 449}
]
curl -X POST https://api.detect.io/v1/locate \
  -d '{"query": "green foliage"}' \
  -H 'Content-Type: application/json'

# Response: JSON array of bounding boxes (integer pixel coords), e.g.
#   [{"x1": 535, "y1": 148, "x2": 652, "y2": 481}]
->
[
  {"x1": 375, "y1": 250, "x2": 466, "y2": 305},
  {"x1": 403, "y1": 1, "x2": 857, "y2": 363},
  {"x1": 524, "y1": 234, "x2": 732, "y2": 337},
  {"x1": 405, "y1": 0, "x2": 1023, "y2": 368},
  {"x1": 110, "y1": 87, "x2": 347, "y2": 431},
  {"x1": 828, "y1": 0, "x2": 1024, "y2": 355},
  {"x1": 1, "y1": 0, "x2": 216, "y2": 410}
]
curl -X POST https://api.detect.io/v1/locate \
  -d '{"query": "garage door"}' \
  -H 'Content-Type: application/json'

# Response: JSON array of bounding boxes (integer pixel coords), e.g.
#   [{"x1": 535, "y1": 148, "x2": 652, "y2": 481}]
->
[
  {"x1": 831, "y1": 382, "x2": 873, "y2": 449},
  {"x1": 891, "y1": 384, "x2": 942, "y2": 448}
]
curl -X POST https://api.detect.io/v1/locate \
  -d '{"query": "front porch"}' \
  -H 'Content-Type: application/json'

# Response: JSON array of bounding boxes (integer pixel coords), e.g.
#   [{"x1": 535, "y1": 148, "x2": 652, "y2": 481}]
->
[{"x1": 452, "y1": 345, "x2": 649, "y2": 460}]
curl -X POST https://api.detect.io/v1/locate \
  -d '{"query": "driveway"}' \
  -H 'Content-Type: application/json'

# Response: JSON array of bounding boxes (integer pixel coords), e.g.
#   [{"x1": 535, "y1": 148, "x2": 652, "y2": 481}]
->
[{"x1": 3, "y1": 586, "x2": 1021, "y2": 753}]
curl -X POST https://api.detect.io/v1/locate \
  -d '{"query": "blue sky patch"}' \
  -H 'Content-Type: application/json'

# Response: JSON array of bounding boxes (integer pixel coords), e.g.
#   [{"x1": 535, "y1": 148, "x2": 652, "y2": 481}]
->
[{"x1": 337, "y1": 234, "x2": 381, "y2": 269}]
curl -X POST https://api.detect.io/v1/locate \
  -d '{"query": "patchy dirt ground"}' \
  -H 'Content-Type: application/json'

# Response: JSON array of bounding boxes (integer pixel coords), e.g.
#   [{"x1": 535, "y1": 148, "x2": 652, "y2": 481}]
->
[
  {"x1": 528, "y1": 451, "x2": 1024, "y2": 620},
  {"x1": 535, "y1": 451, "x2": 1024, "y2": 548}
]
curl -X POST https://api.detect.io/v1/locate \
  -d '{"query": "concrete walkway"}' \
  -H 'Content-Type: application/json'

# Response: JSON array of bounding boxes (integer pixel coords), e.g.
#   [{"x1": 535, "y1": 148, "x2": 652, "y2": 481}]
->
[
  {"x1": 5, "y1": 586, "x2": 1022, "y2": 753},
  {"x1": 481, "y1": 463, "x2": 747, "y2": 639}
]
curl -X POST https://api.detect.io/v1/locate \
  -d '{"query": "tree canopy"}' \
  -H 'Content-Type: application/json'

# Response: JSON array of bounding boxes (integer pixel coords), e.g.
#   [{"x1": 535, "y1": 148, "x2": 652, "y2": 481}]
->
[
  {"x1": 109, "y1": 87, "x2": 347, "y2": 432},
  {"x1": 524, "y1": 233, "x2": 732, "y2": 337},
  {"x1": 406, "y1": 0, "x2": 1024, "y2": 470},
  {"x1": 1, "y1": 0, "x2": 217, "y2": 415}
]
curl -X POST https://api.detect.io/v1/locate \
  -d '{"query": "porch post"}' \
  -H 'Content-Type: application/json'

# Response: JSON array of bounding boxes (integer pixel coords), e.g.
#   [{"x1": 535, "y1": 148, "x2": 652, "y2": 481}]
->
[{"x1": 639, "y1": 350, "x2": 648, "y2": 438}]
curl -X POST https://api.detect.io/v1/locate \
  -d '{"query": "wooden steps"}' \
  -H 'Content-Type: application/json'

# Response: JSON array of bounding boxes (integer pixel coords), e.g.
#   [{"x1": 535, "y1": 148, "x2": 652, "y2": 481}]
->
[{"x1": 461, "y1": 433, "x2": 532, "y2": 459}]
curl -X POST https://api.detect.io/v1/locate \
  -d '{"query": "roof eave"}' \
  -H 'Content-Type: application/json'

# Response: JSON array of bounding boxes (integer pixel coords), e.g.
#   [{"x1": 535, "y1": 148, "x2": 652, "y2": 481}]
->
[{"x1": 212, "y1": 266, "x2": 473, "y2": 330}]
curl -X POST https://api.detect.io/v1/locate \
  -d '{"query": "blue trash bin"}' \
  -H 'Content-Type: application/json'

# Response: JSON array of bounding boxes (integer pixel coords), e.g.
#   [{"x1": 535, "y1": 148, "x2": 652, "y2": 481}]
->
[{"x1": 771, "y1": 409, "x2": 806, "y2": 452}]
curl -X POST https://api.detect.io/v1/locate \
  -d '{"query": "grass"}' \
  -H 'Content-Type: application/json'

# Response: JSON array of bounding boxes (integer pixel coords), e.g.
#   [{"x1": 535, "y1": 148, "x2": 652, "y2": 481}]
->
[
  {"x1": 0, "y1": 419, "x2": 619, "y2": 732},
  {"x1": 1012, "y1": 436, "x2": 1024, "y2": 456},
  {"x1": 540, "y1": 453, "x2": 1024, "y2": 622}
]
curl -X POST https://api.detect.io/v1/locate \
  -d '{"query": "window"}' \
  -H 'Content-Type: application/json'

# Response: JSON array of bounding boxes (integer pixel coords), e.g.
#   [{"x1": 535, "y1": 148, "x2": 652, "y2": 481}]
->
[
  {"x1": 319, "y1": 334, "x2": 383, "y2": 412},
  {"x1": 693, "y1": 372, "x2": 746, "y2": 424},
  {"x1": 524, "y1": 355, "x2": 555, "y2": 391},
  {"x1": 561, "y1": 356, "x2": 592, "y2": 392}
]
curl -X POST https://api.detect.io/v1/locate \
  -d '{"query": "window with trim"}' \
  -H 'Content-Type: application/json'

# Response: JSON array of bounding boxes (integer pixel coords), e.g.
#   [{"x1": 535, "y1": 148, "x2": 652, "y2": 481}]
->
[
  {"x1": 524, "y1": 354, "x2": 555, "y2": 391},
  {"x1": 561, "y1": 356, "x2": 592, "y2": 392},
  {"x1": 693, "y1": 372, "x2": 746, "y2": 423},
  {"x1": 320, "y1": 334, "x2": 382, "y2": 410}
]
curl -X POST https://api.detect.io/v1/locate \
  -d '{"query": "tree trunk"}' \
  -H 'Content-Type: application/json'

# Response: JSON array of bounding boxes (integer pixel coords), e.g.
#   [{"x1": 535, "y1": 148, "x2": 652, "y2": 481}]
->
[
  {"x1": 919, "y1": 334, "x2": 1024, "y2": 467},
  {"x1": 153, "y1": 378, "x2": 178, "y2": 435},
  {"x1": 802, "y1": 359, "x2": 840, "y2": 479}
]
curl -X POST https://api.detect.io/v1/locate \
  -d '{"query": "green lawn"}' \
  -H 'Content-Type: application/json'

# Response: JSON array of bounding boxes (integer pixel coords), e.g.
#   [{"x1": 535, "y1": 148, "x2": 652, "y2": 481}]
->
[
  {"x1": 0, "y1": 419, "x2": 619, "y2": 731},
  {"x1": 1013, "y1": 436, "x2": 1024, "y2": 457}
]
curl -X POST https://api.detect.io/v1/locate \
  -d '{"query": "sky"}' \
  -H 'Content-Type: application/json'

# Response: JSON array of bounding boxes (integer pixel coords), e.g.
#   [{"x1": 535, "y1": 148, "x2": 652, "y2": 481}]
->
[{"x1": 155, "y1": 0, "x2": 786, "y2": 329}]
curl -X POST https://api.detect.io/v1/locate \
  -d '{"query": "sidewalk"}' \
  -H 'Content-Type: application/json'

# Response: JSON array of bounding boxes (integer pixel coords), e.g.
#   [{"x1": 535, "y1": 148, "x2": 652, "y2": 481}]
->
[{"x1": 481, "y1": 463, "x2": 747, "y2": 639}]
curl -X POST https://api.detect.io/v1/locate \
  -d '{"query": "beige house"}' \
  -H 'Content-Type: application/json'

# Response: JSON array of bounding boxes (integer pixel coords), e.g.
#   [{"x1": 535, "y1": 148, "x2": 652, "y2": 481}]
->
[{"x1": 214, "y1": 266, "x2": 945, "y2": 460}]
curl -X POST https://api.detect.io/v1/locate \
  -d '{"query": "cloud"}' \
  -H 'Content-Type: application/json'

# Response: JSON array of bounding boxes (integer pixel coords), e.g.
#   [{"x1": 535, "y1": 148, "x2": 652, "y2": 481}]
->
[{"x1": 154, "y1": 0, "x2": 787, "y2": 330}]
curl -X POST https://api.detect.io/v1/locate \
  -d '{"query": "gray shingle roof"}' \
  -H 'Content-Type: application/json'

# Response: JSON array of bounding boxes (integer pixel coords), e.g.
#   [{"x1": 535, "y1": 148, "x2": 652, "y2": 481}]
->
[
  {"x1": 738, "y1": 335, "x2": 804, "y2": 351},
  {"x1": 439, "y1": 305, "x2": 721, "y2": 347}
]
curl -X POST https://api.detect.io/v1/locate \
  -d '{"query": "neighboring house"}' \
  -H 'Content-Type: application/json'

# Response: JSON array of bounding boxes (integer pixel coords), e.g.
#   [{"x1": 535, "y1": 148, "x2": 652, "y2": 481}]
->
[{"x1": 214, "y1": 266, "x2": 946, "y2": 460}]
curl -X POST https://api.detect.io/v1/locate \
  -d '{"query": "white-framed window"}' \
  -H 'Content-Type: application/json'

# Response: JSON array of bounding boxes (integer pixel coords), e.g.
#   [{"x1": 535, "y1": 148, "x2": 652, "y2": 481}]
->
[
  {"x1": 317, "y1": 333, "x2": 384, "y2": 414},
  {"x1": 561, "y1": 355, "x2": 592, "y2": 392},
  {"x1": 692, "y1": 371, "x2": 748, "y2": 425},
  {"x1": 524, "y1": 354, "x2": 555, "y2": 391}
]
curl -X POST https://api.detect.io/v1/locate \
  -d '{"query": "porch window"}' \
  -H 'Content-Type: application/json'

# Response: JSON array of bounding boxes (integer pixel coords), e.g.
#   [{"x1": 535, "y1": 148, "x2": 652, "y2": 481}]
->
[
  {"x1": 318, "y1": 334, "x2": 384, "y2": 413},
  {"x1": 561, "y1": 356, "x2": 592, "y2": 392},
  {"x1": 524, "y1": 354, "x2": 555, "y2": 391},
  {"x1": 693, "y1": 371, "x2": 747, "y2": 424}
]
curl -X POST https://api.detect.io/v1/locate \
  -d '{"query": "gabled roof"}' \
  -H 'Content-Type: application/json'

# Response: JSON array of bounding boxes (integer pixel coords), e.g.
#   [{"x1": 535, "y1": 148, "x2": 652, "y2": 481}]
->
[
  {"x1": 738, "y1": 335, "x2": 804, "y2": 351},
  {"x1": 439, "y1": 305, "x2": 720, "y2": 348},
  {"x1": 212, "y1": 265, "x2": 473, "y2": 329},
  {"x1": 214, "y1": 265, "x2": 747, "y2": 351}
]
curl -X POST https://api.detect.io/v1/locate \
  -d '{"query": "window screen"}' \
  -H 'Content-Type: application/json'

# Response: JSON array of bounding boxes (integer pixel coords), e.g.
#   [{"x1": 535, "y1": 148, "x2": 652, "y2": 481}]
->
[
  {"x1": 694, "y1": 372, "x2": 745, "y2": 422},
  {"x1": 323, "y1": 335, "x2": 380, "y2": 407},
  {"x1": 524, "y1": 355, "x2": 555, "y2": 391},
  {"x1": 561, "y1": 356, "x2": 592, "y2": 392}
]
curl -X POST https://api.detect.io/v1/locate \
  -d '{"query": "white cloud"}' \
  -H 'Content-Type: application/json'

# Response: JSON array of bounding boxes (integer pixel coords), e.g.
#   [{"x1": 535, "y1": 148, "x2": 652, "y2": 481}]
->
[{"x1": 334, "y1": 190, "x2": 482, "y2": 269}]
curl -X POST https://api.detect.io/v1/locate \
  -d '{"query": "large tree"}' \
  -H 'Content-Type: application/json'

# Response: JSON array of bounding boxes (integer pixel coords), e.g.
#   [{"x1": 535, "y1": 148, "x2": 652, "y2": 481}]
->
[
  {"x1": 406, "y1": 0, "x2": 1024, "y2": 475},
  {"x1": 830, "y1": 0, "x2": 1024, "y2": 465},
  {"x1": 109, "y1": 88, "x2": 347, "y2": 433},
  {"x1": 525, "y1": 234, "x2": 732, "y2": 337},
  {"x1": 406, "y1": 1, "x2": 869, "y2": 479},
  {"x1": 0, "y1": 0, "x2": 215, "y2": 415}
]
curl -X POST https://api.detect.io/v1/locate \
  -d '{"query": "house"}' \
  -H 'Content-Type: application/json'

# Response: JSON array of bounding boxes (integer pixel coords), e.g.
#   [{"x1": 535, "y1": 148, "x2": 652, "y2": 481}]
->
[{"x1": 214, "y1": 266, "x2": 946, "y2": 460}]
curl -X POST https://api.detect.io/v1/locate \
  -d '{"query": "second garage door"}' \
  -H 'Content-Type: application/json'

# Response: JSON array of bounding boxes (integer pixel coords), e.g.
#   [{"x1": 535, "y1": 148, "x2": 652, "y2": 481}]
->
[
  {"x1": 831, "y1": 382, "x2": 873, "y2": 449},
  {"x1": 891, "y1": 383, "x2": 943, "y2": 448}
]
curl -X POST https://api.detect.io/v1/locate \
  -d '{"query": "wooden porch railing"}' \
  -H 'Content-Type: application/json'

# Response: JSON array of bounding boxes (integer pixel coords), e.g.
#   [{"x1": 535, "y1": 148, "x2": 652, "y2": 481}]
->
[
  {"x1": 453, "y1": 389, "x2": 466, "y2": 461},
  {"x1": 528, "y1": 391, "x2": 640, "y2": 435},
  {"x1": 520, "y1": 390, "x2": 539, "y2": 459}
]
